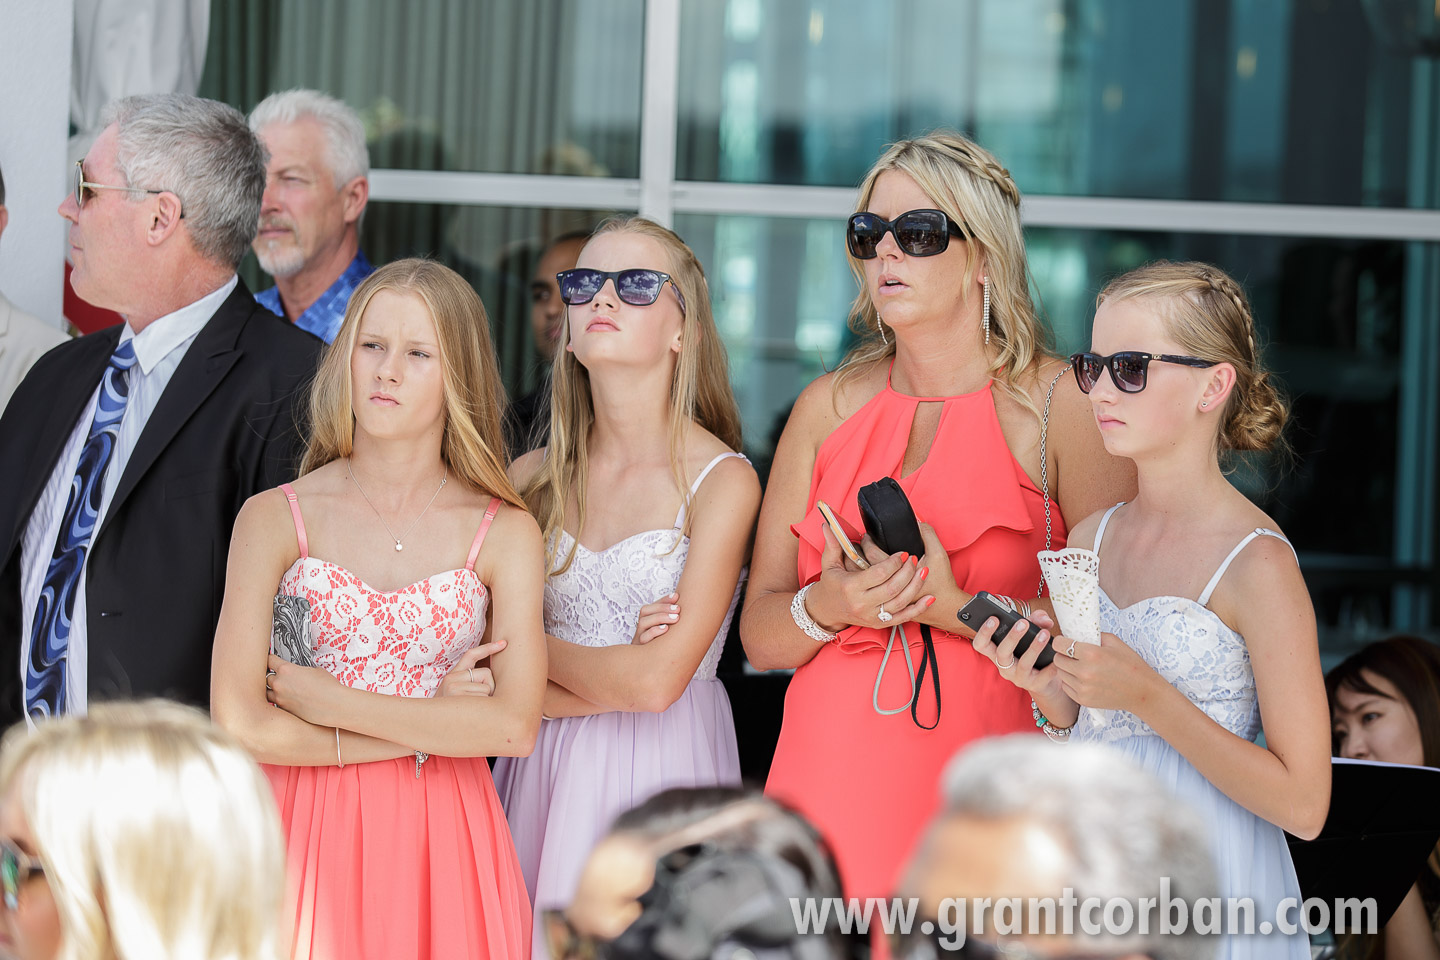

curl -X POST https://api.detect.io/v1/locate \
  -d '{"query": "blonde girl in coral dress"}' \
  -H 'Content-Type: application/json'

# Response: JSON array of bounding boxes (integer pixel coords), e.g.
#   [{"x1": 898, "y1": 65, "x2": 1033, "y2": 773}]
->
[
  {"x1": 211, "y1": 259, "x2": 545, "y2": 960},
  {"x1": 740, "y1": 132, "x2": 1135, "y2": 904}
]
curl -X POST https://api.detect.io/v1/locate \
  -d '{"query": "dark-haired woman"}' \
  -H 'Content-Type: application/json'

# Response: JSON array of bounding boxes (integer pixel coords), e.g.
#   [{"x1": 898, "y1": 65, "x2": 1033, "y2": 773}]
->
[{"x1": 1330, "y1": 636, "x2": 1440, "y2": 960}]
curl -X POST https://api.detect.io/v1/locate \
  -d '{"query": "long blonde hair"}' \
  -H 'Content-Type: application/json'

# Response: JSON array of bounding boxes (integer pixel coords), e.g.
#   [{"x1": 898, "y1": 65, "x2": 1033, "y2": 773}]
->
[
  {"x1": 0, "y1": 700, "x2": 285, "y2": 960},
  {"x1": 838, "y1": 131, "x2": 1053, "y2": 417},
  {"x1": 1097, "y1": 261, "x2": 1288, "y2": 453},
  {"x1": 300, "y1": 258, "x2": 525, "y2": 510},
  {"x1": 525, "y1": 216, "x2": 742, "y2": 574}
]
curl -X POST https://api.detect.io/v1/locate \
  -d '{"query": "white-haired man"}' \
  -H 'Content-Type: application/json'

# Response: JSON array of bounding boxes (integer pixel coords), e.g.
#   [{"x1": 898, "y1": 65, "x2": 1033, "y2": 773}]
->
[
  {"x1": 895, "y1": 735, "x2": 1220, "y2": 960},
  {"x1": 250, "y1": 89, "x2": 372, "y2": 343}
]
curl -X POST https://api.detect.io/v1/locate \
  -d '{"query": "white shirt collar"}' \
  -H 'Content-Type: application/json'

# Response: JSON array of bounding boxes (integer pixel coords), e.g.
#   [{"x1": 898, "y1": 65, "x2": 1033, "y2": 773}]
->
[{"x1": 120, "y1": 275, "x2": 239, "y2": 375}]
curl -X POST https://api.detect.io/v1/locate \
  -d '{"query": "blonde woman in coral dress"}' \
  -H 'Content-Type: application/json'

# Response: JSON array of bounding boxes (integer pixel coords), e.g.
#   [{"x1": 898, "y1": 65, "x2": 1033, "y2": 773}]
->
[
  {"x1": 211, "y1": 259, "x2": 545, "y2": 959},
  {"x1": 740, "y1": 133, "x2": 1135, "y2": 904}
]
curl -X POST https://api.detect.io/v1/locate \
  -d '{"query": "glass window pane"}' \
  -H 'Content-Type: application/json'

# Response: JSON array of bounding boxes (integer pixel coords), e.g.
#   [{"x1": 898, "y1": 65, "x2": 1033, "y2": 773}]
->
[
  {"x1": 676, "y1": 0, "x2": 1439, "y2": 208},
  {"x1": 675, "y1": 211, "x2": 1439, "y2": 655},
  {"x1": 202, "y1": 0, "x2": 644, "y2": 177}
]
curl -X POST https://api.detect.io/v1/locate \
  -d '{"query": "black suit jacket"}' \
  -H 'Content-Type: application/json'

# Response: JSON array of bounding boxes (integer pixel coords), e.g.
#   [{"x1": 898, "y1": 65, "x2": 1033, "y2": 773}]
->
[{"x1": 0, "y1": 279, "x2": 324, "y2": 726}]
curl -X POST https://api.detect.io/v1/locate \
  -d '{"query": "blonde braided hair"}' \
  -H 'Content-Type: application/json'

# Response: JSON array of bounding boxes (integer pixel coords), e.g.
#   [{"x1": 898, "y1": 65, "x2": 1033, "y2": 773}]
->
[
  {"x1": 836, "y1": 131, "x2": 1052, "y2": 422},
  {"x1": 1097, "y1": 261, "x2": 1288, "y2": 453}
]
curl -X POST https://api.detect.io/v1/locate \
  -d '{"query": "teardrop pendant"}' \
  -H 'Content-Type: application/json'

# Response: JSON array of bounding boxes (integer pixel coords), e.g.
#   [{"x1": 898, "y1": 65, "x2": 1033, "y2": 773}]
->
[{"x1": 395, "y1": 542, "x2": 403, "y2": 552}]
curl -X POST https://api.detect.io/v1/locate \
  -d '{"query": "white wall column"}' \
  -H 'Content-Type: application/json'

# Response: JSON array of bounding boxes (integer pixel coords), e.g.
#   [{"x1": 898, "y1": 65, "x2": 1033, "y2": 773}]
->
[{"x1": 0, "y1": 0, "x2": 74, "y2": 327}]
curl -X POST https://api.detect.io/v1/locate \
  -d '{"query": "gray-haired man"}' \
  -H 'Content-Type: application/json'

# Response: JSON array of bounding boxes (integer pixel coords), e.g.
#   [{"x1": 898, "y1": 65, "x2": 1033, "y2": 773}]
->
[
  {"x1": 250, "y1": 89, "x2": 373, "y2": 343},
  {"x1": 896, "y1": 735, "x2": 1220, "y2": 960},
  {"x1": 0, "y1": 94, "x2": 323, "y2": 726}
]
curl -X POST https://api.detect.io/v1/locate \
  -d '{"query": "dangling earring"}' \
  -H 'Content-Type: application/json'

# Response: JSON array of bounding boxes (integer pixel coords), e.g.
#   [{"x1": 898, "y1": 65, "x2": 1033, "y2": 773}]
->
[
  {"x1": 982, "y1": 276, "x2": 991, "y2": 345},
  {"x1": 877, "y1": 315, "x2": 888, "y2": 345}
]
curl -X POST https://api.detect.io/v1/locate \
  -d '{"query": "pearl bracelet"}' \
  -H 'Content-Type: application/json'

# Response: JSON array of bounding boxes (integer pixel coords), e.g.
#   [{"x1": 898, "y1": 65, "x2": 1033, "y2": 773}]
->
[{"x1": 791, "y1": 584, "x2": 838, "y2": 644}]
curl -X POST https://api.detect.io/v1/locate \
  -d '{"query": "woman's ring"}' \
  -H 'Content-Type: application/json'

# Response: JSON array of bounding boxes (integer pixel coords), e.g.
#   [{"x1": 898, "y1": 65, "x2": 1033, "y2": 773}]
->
[
  {"x1": 1066, "y1": 640, "x2": 1078, "y2": 657},
  {"x1": 877, "y1": 604, "x2": 893, "y2": 623},
  {"x1": 468, "y1": 668, "x2": 474, "y2": 683},
  {"x1": 996, "y1": 656, "x2": 1016, "y2": 670},
  {"x1": 265, "y1": 669, "x2": 275, "y2": 691}
]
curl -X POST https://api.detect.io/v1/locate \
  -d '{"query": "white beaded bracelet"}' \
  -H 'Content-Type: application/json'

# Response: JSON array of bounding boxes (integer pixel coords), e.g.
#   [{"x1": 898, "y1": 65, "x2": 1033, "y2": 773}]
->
[{"x1": 791, "y1": 584, "x2": 838, "y2": 644}]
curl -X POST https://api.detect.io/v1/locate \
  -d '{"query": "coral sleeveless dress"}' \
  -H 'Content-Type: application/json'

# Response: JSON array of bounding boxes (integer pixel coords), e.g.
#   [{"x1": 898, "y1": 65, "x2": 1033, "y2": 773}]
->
[
  {"x1": 765, "y1": 375, "x2": 1065, "y2": 898},
  {"x1": 262, "y1": 485, "x2": 531, "y2": 960}
]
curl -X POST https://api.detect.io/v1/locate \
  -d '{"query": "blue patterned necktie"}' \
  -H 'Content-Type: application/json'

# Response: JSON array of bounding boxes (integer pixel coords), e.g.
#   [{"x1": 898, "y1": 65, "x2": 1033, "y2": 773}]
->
[{"x1": 26, "y1": 339, "x2": 139, "y2": 719}]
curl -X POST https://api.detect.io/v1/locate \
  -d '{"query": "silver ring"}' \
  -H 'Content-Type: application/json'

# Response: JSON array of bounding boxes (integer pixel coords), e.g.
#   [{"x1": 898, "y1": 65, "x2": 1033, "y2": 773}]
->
[
  {"x1": 995, "y1": 656, "x2": 1016, "y2": 670},
  {"x1": 468, "y1": 668, "x2": 474, "y2": 683},
  {"x1": 877, "y1": 604, "x2": 893, "y2": 623},
  {"x1": 1066, "y1": 640, "x2": 1078, "y2": 658}
]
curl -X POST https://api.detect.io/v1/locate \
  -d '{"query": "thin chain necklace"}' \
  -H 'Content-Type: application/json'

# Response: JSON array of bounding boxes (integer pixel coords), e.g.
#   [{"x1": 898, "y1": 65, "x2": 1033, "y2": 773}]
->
[{"x1": 346, "y1": 459, "x2": 447, "y2": 552}]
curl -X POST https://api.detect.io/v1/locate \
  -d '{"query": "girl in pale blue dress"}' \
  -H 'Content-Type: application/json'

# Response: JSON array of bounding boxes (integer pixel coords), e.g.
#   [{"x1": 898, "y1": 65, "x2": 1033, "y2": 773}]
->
[{"x1": 974, "y1": 261, "x2": 1331, "y2": 960}]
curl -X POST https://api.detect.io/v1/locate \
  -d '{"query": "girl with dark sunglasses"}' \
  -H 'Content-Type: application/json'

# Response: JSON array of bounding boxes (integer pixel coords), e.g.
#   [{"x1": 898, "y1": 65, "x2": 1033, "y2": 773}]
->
[
  {"x1": 977, "y1": 261, "x2": 1330, "y2": 960},
  {"x1": 493, "y1": 216, "x2": 759, "y2": 958},
  {"x1": 739, "y1": 131, "x2": 1136, "y2": 911}
]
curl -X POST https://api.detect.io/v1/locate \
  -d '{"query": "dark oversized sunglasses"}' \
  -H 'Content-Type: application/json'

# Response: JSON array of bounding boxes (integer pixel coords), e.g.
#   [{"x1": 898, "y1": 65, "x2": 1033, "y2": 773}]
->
[
  {"x1": 1069, "y1": 351, "x2": 1218, "y2": 394},
  {"x1": 73, "y1": 160, "x2": 183, "y2": 217},
  {"x1": 847, "y1": 208, "x2": 967, "y2": 259},
  {"x1": 0, "y1": 837, "x2": 45, "y2": 911},
  {"x1": 556, "y1": 268, "x2": 686, "y2": 312}
]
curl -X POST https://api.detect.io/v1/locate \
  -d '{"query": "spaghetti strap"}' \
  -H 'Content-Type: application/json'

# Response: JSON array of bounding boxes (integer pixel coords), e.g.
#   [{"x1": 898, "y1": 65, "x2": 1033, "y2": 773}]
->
[
  {"x1": 673, "y1": 452, "x2": 750, "y2": 529},
  {"x1": 280, "y1": 483, "x2": 308, "y2": 559},
  {"x1": 465, "y1": 498, "x2": 503, "y2": 571},
  {"x1": 1091, "y1": 502, "x2": 1126, "y2": 556},
  {"x1": 1197, "y1": 528, "x2": 1297, "y2": 607}
]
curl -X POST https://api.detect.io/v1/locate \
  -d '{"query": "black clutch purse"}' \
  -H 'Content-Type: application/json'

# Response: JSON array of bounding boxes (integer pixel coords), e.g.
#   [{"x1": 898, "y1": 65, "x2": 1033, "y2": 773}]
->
[
  {"x1": 857, "y1": 476, "x2": 925, "y2": 557},
  {"x1": 856, "y1": 477, "x2": 940, "y2": 731}
]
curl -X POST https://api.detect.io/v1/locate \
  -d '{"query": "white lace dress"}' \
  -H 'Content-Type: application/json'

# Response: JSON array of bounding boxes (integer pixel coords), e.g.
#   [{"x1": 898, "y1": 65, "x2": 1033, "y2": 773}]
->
[
  {"x1": 491, "y1": 453, "x2": 744, "y2": 958},
  {"x1": 1072, "y1": 503, "x2": 1307, "y2": 960}
]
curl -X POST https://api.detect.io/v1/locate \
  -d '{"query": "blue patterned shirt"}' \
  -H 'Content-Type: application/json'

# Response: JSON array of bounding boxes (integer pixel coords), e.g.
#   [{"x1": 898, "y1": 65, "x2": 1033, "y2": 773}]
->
[{"x1": 255, "y1": 251, "x2": 374, "y2": 344}]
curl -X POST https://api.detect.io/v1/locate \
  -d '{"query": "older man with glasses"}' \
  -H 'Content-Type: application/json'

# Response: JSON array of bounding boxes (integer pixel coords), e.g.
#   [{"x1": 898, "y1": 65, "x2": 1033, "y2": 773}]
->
[{"x1": 0, "y1": 93, "x2": 323, "y2": 728}]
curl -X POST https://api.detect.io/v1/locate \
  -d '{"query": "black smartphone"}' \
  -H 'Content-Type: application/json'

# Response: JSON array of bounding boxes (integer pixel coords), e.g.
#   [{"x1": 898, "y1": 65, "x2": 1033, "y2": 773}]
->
[{"x1": 956, "y1": 591, "x2": 1054, "y2": 669}]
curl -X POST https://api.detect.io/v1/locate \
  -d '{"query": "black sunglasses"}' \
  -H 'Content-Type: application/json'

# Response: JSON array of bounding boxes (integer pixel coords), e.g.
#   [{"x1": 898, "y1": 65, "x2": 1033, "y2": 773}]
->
[
  {"x1": 1069, "y1": 351, "x2": 1218, "y2": 394},
  {"x1": 0, "y1": 838, "x2": 44, "y2": 911},
  {"x1": 847, "y1": 208, "x2": 968, "y2": 259},
  {"x1": 556, "y1": 268, "x2": 686, "y2": 312}
]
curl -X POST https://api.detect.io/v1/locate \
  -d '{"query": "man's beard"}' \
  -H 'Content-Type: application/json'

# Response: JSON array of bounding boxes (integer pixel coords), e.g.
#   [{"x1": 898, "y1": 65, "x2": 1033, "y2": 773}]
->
[{"x1": 254, "y1": 220, "x2": 306, "y2": 278}]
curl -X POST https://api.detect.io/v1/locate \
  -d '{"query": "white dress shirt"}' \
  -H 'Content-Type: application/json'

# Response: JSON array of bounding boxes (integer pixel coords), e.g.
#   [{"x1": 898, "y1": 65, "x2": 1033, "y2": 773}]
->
[{"x1": 18, "y1": 275, "x2": 236, "y2": 719}]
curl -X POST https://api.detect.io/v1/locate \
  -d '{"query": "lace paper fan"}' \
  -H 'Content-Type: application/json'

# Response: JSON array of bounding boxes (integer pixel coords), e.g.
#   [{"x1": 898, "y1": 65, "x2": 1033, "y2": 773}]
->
[{"x1": 1037, "y1": 548, "x2": 1100, "y2": 646}]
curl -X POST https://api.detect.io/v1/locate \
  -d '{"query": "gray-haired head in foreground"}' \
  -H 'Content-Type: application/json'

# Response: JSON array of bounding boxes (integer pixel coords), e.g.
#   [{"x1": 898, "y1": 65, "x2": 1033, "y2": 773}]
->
[
  {"x1": 249, "y1": 89, "x2": 369, "y2": 187},
  {"x1": 102, "y1": 94, "x2": 266, "y2": 269},
  {"x1": 935, "y1": 735, "x2": 1219, "y2": 960}
]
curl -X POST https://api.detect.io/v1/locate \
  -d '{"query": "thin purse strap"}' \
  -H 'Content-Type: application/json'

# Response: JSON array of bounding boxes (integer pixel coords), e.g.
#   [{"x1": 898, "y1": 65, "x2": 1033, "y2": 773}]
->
[{"x1": 1036, "y1": 363, "x2": 1069, "y2": 596}]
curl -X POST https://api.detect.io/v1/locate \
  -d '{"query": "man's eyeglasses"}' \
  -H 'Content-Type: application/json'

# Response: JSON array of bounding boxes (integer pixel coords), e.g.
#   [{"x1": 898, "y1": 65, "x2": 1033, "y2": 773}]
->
[
  {"x1": 0, "y1": 837, "x2": 45, "y2": 911},
  {"x1": 846, "y1": 208, "x2": 968, "y2": 260},
  {"x1": 73, "y1": 160, "x2": 183, "y2": 217},
  {"x1": 555, "y1": 268, "x2": 686, "y2": 312},
  {"x1": 1069, "y1": 350, "x2": 1218, "y2": 395},
  {"x1": 891, "y1": 925, "x2": 1123, "y2": 960}
]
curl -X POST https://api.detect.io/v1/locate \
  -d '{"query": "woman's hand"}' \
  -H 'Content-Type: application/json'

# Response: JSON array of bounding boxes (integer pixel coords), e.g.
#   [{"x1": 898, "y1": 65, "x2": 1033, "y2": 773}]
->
[
  {"x1": 1052, "y1": 632, "x2": 1164, "y2": 713},
  {"x1": 804, "y1": 524, "x2": 934, "y2": 632},
  {"x1": 265, "y1": 654, "x2": 345, "y2": 725},
  {"x1": 435, "y1": 639, "x2": 506, "y2": 698},
  {"x1": 632, "y1": 593, "x2": 681, "y2": 645},
  {"x1": 970, "y1": 610, "x2": 1065, "y2": 701}
]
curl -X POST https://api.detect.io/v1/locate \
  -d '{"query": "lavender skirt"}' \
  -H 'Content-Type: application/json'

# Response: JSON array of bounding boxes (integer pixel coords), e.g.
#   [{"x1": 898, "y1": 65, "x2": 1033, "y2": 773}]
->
[{"x1": 492, "y1": 677, "x2": 741, "y2": 959}]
